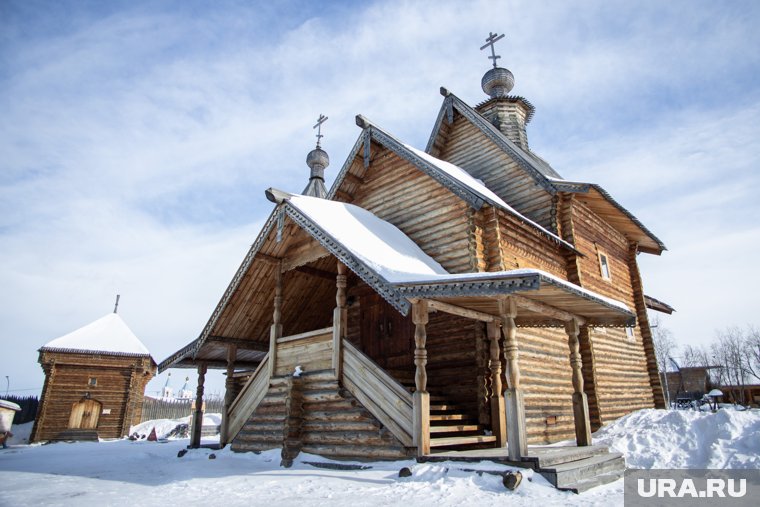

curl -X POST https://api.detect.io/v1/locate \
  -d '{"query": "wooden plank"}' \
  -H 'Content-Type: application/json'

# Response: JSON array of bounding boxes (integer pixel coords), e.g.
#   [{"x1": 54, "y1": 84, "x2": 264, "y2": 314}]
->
[
  {"x1": 277, "y1": 327, "x2": 333, "y2": 344},
  {"x1": 428, "y1": 299, "x2": 499, "y2": 323}
]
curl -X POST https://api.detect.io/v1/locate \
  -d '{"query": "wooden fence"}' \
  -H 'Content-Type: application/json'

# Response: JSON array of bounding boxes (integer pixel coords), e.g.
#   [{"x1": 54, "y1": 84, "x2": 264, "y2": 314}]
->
[{"x1": 140, "y1": 397, "x2": 225, "y2": 422}]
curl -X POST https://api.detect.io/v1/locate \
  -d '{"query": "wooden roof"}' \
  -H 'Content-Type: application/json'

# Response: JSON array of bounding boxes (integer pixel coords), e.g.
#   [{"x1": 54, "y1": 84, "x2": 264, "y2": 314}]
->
[
  {"x1": 160, "y1": 194, "x2": 636, "y2": 371},
  {"x1": 426, "y1": 88, "x2": 666, "y2": 255}
]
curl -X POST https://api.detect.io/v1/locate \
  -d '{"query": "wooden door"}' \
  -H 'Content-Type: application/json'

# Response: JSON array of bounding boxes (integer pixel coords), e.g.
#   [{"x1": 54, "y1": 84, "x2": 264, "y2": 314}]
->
[
  {"x1": 68, "y1": 399, "x2": 101, "y2": 429},
  {"x1": 360, "y1": 294, "x2": 414, "y2": 369}
]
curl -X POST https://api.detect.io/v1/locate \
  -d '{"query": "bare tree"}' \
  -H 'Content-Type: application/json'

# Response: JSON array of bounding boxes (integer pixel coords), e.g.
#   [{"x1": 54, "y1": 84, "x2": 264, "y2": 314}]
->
[
  {"x1": 711, "y1": 326, "x2": 758, "y2": 405},
  {"x1": 744, "y1": 326, "x2": 760, "y2": 383},
  {"x1": 650, "y1": 314, "x2": 676, "y2": 406},
  {"x1": 651, "y1": 315, "x2": 676, "y2": 373}
]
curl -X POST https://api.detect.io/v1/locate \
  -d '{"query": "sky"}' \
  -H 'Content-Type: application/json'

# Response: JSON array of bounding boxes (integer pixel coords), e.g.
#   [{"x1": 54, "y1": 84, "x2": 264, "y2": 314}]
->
[{"x1": 1, "y1": 0, "x2": 759, "y2": 398}]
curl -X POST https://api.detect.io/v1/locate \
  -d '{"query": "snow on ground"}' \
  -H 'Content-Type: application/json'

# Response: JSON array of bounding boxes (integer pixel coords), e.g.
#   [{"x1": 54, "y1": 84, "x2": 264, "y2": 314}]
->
[
  {"x1": 129, "y1": 413, "x2": 222, "y2": 440},
  {"x1": 593, "y1": 407, "x2": 760, "y2": 470},
  {"x1": 1, "y1": 408, "x2": 758, "y2": 507}
]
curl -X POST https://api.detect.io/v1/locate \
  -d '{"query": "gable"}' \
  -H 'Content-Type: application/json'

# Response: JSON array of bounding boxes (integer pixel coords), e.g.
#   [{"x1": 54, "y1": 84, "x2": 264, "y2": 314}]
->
[{"x1": 427, "y1": 89, "x2": 666, "y2": 254}]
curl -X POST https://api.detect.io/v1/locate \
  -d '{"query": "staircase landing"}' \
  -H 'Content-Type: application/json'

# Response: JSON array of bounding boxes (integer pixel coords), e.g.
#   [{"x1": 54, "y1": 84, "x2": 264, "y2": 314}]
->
[{"x1": 422, "y1": 444, "x2": 625, "y2": 493}]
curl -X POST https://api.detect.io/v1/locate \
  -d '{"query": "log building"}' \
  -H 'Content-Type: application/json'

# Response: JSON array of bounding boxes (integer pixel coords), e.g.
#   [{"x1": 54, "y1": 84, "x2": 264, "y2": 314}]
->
[
  {"x1": 160, "y1": 34, "x2": 672, "y2": 490},
  {"x1": 31, "y1": 312, "x2": 156, "y2": 442}
]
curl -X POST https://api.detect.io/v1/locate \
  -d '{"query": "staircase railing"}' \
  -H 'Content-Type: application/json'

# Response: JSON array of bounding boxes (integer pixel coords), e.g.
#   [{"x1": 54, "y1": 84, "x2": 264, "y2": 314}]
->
[
  {"x1": 226, "y1": 354, "x2": 270, "y2": 442},
  {"x1": 341, "y1": 339, "x2": 414, "y2": 446}
]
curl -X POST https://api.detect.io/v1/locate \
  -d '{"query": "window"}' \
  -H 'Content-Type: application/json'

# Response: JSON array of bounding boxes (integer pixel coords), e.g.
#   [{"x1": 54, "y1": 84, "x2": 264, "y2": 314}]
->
[
  {"x1": 625, "y1": 326, "x2": 635, "y2": 342},
  {"x1": 88, "y1": 377, "x2": 97, "y2": 386},
  {"x1": 598, "y1": 252, "x2": 611, "y2": 280}
]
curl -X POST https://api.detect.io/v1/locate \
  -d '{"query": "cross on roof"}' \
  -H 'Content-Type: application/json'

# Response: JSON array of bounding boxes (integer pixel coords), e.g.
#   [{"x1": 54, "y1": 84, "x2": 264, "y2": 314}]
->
[
  {"x1": 480, "y1": 32, "x2": 505, "y2": 68},
  {"x1": 313, "y1": 114, "x2": 328, "y2": 148}
]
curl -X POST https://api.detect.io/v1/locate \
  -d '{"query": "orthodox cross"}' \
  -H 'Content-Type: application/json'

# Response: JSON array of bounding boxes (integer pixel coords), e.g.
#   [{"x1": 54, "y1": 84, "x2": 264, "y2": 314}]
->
[
  {"x1": 113, "y1": 294, "x2": 120, "y2": 314},
  {"x1": 480, "y1": 32, "x2": 505, "y2": 68},
  {"x1": 313, "y1": 114, "x2": 328, "y2": 148}
]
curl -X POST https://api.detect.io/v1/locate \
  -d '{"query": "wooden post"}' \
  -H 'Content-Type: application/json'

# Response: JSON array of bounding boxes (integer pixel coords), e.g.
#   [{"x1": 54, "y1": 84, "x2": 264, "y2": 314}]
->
[
  {"x1": 565, "y1": 318, "x2": 592, "y2": 446},
  {"x1": 220, "y1": 344, "x2": 237, "y2": 445},
  {"x1": 269, "y1": 264, "x2": 283, "y2": 379},
  {"x1": 487, "y1": 321, "x2": 507, "y2": 447},
  {"x1": 412, "y1": 300, "x2": 430, "y2": 457},
  {"x1": 499, "y1": 297, "x2": 527, "y2": 461},
  {"x1": 332, "y1": 262, "x2": 347, "y2": 379},
  {"x1": 190, "y1": 362, "x2": 207, "y2": 449}
]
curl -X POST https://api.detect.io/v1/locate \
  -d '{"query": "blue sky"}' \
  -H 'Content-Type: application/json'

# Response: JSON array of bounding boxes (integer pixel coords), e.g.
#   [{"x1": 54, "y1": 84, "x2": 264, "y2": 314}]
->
[{"x1": 2, "y1": 0, "x2": 759, "y2": 397}]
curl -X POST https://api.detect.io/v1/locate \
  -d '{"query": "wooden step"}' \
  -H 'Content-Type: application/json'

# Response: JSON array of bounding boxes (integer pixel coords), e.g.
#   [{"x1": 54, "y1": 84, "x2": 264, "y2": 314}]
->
[
  {"x1": 526, "y1": 445, "x2": 611, "y2": 468},
  {"x1": 430, "y1": 413, "x2": 477, "y2": 422},
  {"x1": 429, "y1": 424, "x2": 483, "y2": 433},
  {"x1": 428, "y1": 435, "x2": 497, "y2": 448},
  {"x1": 539, "y1": 452, "x2": 625, "y2": 489},
  {"x1": 561, "y1": 469, "x2": 625, "y2": 494}
]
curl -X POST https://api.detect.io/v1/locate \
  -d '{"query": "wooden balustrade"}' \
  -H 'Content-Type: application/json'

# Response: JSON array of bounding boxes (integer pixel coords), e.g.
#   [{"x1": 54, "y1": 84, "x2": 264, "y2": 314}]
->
[{"x1": 341, "y1": 339, "x2": 414, "y2": 447}]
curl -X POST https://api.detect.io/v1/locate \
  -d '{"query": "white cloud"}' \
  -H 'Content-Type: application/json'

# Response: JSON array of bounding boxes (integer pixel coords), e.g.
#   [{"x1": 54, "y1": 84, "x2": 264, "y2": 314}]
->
[{"x1": 1, "y1": 0, "x2": 759, "y2": 395}]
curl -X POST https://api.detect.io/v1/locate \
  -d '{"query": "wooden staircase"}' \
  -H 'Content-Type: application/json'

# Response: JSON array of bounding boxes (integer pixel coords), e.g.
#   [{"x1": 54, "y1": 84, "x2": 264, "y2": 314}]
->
[
  {"x1": 231, "y1": 370, "x2": 412, "y2": 460},
  {"x1": 387, "y1": 369, "x2": 496, "y2": 451}
]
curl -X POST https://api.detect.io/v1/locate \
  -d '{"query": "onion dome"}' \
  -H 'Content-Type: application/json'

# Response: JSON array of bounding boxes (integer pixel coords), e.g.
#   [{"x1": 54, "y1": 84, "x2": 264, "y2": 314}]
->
[
  {"x1": 302, "y1": 114, "x2": 330, "y2": 198},
  {"x1": 481, "y1": 66, "x2": 515, "y2": 98}
]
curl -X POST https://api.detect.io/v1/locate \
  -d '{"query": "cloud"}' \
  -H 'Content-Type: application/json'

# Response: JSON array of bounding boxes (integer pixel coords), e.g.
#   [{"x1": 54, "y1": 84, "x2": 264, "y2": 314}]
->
[{"x1": 1, "y1": 0, "x2": 759, "y2": 396}]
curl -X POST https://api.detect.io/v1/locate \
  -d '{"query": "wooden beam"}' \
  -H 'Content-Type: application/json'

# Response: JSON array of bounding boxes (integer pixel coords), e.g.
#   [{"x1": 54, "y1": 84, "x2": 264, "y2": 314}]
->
[
  {"x1": 281, "y1": 240, "x2": 330, "y2": 271},
  {"x1": 335, "y1": 189, "x2": 354, "y2": 202},
  {"x1": 207, "y1": 336, "x2": 269, "y2": 351},
  {"x1": 254, "y1": 252, "x2": 281, "y2": 265},
  {"x1": 344, "y1": 172, "x2": 364, "y2": 187},
  {"x1": 293, "y1": 265, "x2": 335, "y2": 282},
  {"x1": 427, "y1": 299, "x2": 500, "y2": 323},
  {"x1": 510, "y1": 294, "x2": 586, "y2": 326}
]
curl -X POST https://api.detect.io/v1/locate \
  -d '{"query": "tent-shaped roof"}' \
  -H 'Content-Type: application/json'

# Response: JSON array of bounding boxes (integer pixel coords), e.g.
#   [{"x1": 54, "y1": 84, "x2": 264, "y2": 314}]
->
[{"x1": 41, "y1": 313, "x2": 152, "y2": 357}]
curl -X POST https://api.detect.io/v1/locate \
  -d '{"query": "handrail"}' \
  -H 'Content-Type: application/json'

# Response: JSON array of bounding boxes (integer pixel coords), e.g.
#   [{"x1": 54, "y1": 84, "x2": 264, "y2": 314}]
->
[
  {"x1": 227, "y1": 354, "x2": 270, "y2": 442},
  {"x1": 276, "y1": 326, "x2": 333, "y2": 345},
  {"x1": 342, "y1": 339, "x2": 413, "y2": 446}
]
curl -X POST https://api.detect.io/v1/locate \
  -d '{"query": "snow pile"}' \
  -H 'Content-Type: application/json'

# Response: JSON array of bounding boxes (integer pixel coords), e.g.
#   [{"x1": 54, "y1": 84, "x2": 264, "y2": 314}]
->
[
  {"x1": 593, "y1": 408, "x2": 760, "y2": 469},
  {"x1": 129, "y1": 413, "x2": 222, "y2": 440}
]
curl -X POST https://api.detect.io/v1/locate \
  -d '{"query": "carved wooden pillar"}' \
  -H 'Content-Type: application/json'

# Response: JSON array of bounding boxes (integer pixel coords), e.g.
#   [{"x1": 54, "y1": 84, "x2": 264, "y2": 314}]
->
[
  {"x1": 566, "y1": 318, "x2": 592, "y2": 446},
  {"x1": 499, "y1": 297, "x2": 527, "y2": 460},
  {"x1": 190, "y1": 362, "x2": 207, "y2": 449},
  {"x1": 268, "y1": 264, "x2": 283, "y2": 379},
  {"x1": 332, "y1": 262, "x2": 347, "y2": 379},
  {"x1": 220, "y1": 344, "x2": 237, "y2": 445},
  {"x1": 487, "y1": 321, "x2": 507, "y2": 447},
  {"x1": 412, "y1": 300, "x2": 430, "y2": 457}
]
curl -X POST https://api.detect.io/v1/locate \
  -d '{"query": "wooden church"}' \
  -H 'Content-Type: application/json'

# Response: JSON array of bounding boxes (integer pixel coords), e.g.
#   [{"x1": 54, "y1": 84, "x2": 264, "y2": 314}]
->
[
  {"x1": 31, "y1": 305, "x2": 156, "y2": 442},
  {"x1": 160, "y1": 34, "x2": 670, "y2": 489}
]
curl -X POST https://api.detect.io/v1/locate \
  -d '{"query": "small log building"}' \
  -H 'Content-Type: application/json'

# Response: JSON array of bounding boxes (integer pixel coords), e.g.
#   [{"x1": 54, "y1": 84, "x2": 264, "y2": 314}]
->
[
  {"x1": 31, "y1": 312, "x2": 156, "y2": 442},
  {"x1": 160, "y1": 38, "x2": 673, "y2": 477}
]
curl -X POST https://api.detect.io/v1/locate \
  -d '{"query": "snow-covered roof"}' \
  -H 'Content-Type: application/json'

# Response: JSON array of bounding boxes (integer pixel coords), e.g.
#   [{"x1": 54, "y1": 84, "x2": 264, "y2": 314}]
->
[
  {"x1": 41, "y1": 313, "x2": 151, "y2": 357},
  {"x1": 403, "y1": 144, "x2": 572, "y2": 249},
  {"x1": 287, "y1": 194, "x2": 448, "y2": 283},
  {"x1": 0, "y1": 399, "x2": 21, "y2": 411}
]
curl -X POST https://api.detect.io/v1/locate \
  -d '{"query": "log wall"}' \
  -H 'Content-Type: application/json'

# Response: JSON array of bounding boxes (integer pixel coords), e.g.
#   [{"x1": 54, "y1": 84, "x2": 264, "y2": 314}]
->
[
  {"x1": 516, "y1": 327, "x2": 577, "y2": 444},
  {"x1": 275, "y1": 329, "x2": 333, "y2": 376},
  {"x1": 351, "y1": 147, "x2": 474, "y2": 274},
  {"x1": 438, "y1": 116, "x2": 554, "y2": 230},
  {"x1": 32, "y1": 351, "x2": 154, "y2": 441}
]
